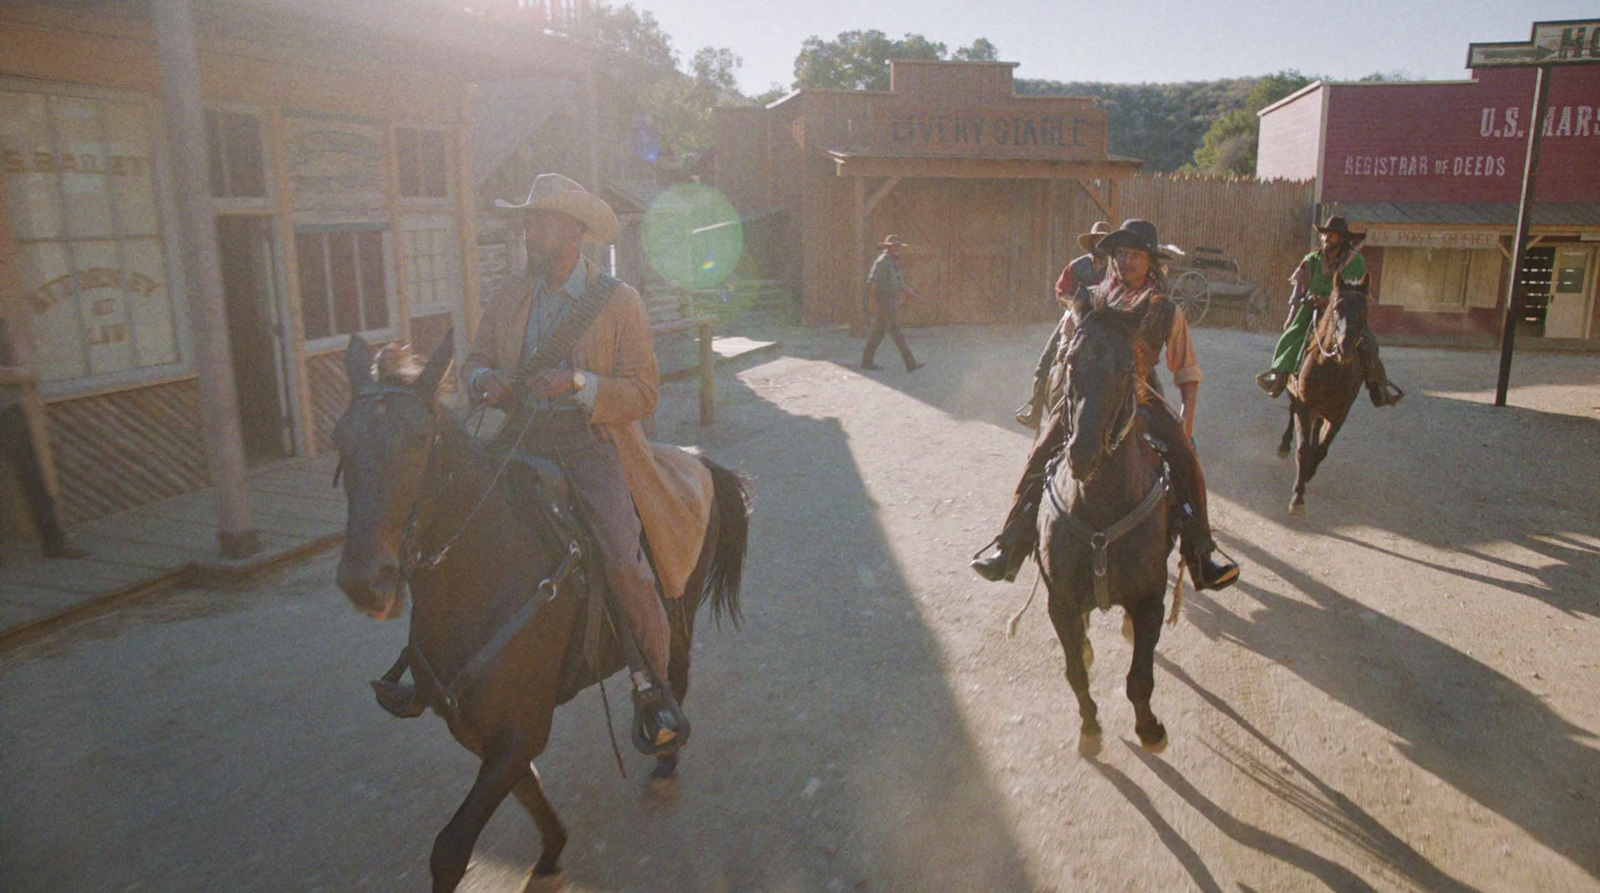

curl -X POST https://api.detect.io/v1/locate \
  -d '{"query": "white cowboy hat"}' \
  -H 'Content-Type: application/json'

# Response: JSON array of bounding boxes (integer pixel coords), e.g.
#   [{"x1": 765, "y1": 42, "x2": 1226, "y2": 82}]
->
[{"x1": 494, "y1": 173, "x2": 619, "y2": 244}]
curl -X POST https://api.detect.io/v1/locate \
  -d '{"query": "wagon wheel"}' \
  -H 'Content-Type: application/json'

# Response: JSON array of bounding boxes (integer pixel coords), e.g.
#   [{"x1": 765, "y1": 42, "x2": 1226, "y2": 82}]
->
[
  {"x1": 1171, "y1": 270, "x2": 1210, "y2": 326},
  {"x1": 1245, "y1": 286, "x2": 1269, "y2": 332}
]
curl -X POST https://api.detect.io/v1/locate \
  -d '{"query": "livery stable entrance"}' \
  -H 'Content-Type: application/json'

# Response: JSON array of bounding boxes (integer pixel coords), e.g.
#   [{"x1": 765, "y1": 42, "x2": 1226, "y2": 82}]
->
[{"x1": 714, "y1": 61, "x2": 1142, "y2": 329}]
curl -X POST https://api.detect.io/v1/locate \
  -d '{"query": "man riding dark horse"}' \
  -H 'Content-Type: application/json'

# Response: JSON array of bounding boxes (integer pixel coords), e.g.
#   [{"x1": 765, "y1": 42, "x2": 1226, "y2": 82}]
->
[
  {"x1": 1014, "y1": 220, "x2": 1112, "y2": 430},
  {"x1": 376, "y1": 174, "x2": 713, "y2": 752},
  {"x1": 1256, "y1": 215, "x2": 1404, "y2": 408},
  {"x1": 972, "y1": 219, "x2": 1239, "y2": 592}
]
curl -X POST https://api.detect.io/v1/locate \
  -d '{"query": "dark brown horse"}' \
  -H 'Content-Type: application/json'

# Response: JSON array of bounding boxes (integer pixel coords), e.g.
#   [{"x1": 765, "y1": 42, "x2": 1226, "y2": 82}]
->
[
  {"x1": 331, "y1": 333, "x2": 749, "y2": 892},
  {"x1": 1038, "y1": 305, "x2": 1177, "y2": 757},
  {"x1": 1277, "y1": 275, "x2": 1370, "y2": 513}
]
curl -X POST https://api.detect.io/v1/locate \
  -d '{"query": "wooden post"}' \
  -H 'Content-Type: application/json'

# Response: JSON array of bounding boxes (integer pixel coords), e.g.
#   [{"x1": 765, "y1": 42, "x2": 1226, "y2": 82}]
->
[
  {"x1": 1494, "y1": 64, "x2": 1552, "y2": 408},
  {"x1": 153, "y1": 0, "x2": 258, "y2": 558},
  {"x1": 853, "y1": 175, "x2": 866, "y2": 336},
  {"x1": 698, "y1": 319, "x2": 715, "y2": 425}
]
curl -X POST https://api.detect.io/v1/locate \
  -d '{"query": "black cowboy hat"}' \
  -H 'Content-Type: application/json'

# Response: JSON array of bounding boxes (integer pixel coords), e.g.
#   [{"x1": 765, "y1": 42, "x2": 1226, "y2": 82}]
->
[
  {"x1": 1314, "y1": 215, "x2": 1365, "y2": 243},
  {"x1": 1094, "y1": 219, "x2": 1173, "y2": 261}
]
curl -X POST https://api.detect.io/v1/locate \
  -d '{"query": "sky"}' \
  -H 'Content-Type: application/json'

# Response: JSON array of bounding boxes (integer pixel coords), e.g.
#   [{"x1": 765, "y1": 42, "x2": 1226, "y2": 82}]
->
[{"x1": 627, "y1": 0, "x2": 1599, "y2": 95}]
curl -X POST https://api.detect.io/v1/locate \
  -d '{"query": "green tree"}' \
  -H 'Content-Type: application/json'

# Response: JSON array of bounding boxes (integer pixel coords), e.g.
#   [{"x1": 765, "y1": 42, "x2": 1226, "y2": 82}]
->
[
  {"x1": 953, "y1": 37, "x2": 1000, "y2": 62},
  {"x1": 792, "y1": 30, "x2": 957, "y2": 90},
  {"x1": 1191, "y1": 69, "x2": 1317, "y2": 176}
]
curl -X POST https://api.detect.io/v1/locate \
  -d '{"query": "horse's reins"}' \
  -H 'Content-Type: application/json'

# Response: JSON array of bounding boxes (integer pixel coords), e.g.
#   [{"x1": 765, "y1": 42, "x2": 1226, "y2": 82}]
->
[{"x1": 1049, "y1": 365, "x2": 1169, "y2": 612}]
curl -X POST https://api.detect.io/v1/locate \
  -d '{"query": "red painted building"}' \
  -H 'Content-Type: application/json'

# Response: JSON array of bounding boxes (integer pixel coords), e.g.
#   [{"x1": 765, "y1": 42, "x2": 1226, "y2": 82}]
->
[{"x1": 1258, "y1": 65, "x2": 1600, "y2": 341}]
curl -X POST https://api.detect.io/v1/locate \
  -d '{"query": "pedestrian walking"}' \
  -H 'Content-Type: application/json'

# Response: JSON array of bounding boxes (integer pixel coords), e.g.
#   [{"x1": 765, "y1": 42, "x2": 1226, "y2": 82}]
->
[{"x1": 861, "y1": 234, "x2": 924, "y2": 372}]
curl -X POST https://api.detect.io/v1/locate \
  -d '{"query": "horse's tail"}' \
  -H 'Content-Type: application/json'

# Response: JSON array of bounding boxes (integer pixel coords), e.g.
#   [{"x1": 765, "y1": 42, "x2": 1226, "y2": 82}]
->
[{"x1": 700, "y1": 457, "x2": 750, "y2": 628}]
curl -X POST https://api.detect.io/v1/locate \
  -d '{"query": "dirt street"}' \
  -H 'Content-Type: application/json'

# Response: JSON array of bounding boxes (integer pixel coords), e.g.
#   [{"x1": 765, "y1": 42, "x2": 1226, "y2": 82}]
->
[{"x1": 2, "y1": 323, "x2": 1598, "y2": 892}]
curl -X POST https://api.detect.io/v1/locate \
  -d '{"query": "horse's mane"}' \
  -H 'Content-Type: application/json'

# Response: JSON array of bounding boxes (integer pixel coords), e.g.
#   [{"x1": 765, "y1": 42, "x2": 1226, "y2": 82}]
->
[{"x1": 372, "y1": 343, "x2": 457, "y2": 395}]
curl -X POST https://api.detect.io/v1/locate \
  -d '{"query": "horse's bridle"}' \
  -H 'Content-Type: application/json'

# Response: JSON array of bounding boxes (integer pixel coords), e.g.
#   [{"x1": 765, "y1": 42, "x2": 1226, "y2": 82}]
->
[{"x1": 1064, "y1": 356, "x2": 1140, "y2": 467}]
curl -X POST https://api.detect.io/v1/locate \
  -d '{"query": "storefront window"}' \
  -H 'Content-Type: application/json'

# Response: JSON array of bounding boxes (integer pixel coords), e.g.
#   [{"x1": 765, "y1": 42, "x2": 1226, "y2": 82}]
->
[
  {"x1": 1379, "y1": 247, "x2": 1500, "y2": 310},
  {"x1": 0, "y1": 85, "x2": 182, "y2": 387},
  {"x1": 297, "y1": 227, "x2": 393, "y2": 343}
]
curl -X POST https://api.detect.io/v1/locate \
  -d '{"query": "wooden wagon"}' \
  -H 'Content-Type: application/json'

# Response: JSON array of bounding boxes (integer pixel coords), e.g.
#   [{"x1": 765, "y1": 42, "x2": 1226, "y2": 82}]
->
[{"x1": 1168, "y1": 246, "x2": 1269, "y2": 332}]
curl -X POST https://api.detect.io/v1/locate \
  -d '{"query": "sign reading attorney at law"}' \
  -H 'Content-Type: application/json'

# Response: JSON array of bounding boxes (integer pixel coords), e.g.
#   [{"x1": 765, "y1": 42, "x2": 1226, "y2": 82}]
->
[
  {"x1": 865, "y1": 105, "x2": 1109, "y2": 160},
  {"x1": 1364, "y1": 227, "x2": 1503, "y2": 249},
  {"x1": 1469, "y1": 20, "x2": 1600, "y2": 68}
]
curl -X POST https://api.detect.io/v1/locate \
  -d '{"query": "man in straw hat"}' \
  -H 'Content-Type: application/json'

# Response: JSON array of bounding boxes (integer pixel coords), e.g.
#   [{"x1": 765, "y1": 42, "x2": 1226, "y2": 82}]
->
[
  {"x1": 973, "y1": 219, "x2": 1239, "y2": 592},
  {"x1": 1015, "y1": 220, "x2": 1113, "y2": 429},
  {"x1": 459, "y1": 173, "x2": 712, "y2": 753},
  {"x1": 1256, "y1": 215, "x2": 1403, "y2": 407},
  {"x1": 861, "y1": 234, "x2": 924, "y2": 372}
]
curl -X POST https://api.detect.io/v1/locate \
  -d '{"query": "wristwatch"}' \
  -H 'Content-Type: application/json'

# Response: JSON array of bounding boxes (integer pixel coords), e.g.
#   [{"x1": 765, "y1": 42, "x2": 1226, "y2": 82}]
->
[{"x1": 571, "y1": 370, "x2": 588, "y2": 392}]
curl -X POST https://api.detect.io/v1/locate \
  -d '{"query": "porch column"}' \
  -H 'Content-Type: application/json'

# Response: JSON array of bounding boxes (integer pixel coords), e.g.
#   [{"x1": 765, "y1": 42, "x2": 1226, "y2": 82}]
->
[{"x1": 153, "y1": 0, "x2": 259, "y2": 558}]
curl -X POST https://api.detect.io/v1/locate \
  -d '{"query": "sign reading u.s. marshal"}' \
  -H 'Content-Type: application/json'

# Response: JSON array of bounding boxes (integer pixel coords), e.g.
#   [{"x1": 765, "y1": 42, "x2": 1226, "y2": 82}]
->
[{"x1": 1469, "y1": 20, "x2": 1600, "y2": 68}]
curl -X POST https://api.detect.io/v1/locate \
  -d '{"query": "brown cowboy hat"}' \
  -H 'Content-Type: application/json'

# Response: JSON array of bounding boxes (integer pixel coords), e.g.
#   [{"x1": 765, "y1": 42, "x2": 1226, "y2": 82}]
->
[
  {"x1": 879, "y1": 234, "x2": 909, "y2": 248},
  {"x1": 1094, "y1": 219, "x2": 1173, "y2": 261},
  {"x1": 494, "y1": 173, "x2": 620, "y2": 244},
  {"x1": 1078, "y1": 220, "x2": 1113, "y2": 253},
  {"x1": 1314, "y1": 215, "x2": 1365, "y2": 243}
]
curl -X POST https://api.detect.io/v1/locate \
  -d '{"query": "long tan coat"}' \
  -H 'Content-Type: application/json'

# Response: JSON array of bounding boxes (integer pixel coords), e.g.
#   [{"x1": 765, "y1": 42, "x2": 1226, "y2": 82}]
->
[{"x1": 462, "y1": 258, "x2": 711, "y2": 600}]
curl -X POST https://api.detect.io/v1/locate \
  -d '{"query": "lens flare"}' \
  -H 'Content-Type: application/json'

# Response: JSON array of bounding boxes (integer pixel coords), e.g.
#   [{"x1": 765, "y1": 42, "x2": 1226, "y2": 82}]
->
[{"x1": 641, "y1": 184, "x2": 743, "y2": 292}]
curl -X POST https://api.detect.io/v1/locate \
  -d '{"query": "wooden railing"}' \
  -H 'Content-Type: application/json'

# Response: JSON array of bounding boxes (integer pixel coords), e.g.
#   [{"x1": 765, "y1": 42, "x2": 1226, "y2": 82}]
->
[{"x1": 650, "y1": 315, "x2": 718, "y2": 425}]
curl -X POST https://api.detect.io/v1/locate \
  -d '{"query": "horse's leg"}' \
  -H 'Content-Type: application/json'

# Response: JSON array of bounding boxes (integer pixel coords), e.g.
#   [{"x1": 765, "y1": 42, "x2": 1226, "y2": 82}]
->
[
  {"x1": 1127, "y1": 595, "x2": 1168, "y2": 753},
  {"x1": 1047, "y1": 587, "x2": 1100, "y2": 756},
  {"x1": 431, "y1": 744, "x2": 526, "y2": 893},
  {"x1": 1290, "y1": 402, "x2": 1313, "y2": 513},
  {"x1": 511, "y1": 763, "x2": 567, "y2": 879},
  {"x1": 1277, "y1": 397, "x2": 1296, "y2": 459}
]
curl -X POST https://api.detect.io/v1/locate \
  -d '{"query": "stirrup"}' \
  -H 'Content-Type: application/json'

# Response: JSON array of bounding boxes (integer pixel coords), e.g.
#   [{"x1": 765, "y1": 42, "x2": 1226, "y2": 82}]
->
[
  {"x1": 632, "y1": 682, "x2": 689, "y2": 756},
  {"x1": 371, "y1": 678, "x2": 425, "y2": 718}
]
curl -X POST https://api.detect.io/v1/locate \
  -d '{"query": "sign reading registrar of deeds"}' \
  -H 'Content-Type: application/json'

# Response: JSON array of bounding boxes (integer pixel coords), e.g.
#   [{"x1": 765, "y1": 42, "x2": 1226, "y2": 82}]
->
[{"x1": 1468, "y1": 19, "x2": 1600, "y2": 68}]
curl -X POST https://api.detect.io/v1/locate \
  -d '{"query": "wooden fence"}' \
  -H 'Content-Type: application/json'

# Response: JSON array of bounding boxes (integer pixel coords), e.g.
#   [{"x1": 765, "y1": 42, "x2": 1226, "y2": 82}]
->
[{"x1": 1054, "y1": 173, "x2": 1317, "y2": 328}]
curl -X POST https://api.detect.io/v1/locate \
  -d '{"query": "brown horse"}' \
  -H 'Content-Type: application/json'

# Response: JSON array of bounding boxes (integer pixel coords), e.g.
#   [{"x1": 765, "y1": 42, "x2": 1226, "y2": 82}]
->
[
  {"x1": 1038, "y1": 304, "x2": 1177, "y2": 757},
  {"x1": 332, "y1": 333, "x2": 749, "y2": 892},
  {"x1": 1277, "y1": 275, "x2": 1371, "y2": 513}
]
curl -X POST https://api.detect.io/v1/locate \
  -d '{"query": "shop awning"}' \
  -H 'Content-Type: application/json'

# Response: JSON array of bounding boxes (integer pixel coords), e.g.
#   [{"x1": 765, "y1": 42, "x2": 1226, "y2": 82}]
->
[{"x1": 1327, "y1": 201, "x2": 1600, "y2": 228}]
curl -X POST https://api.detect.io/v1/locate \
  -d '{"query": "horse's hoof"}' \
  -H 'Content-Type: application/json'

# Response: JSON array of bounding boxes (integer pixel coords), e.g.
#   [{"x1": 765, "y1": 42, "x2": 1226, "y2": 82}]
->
[
  {"x1": 1139, "y1": 726, "x2": 1169, "y2": 754},
  {"x1": 1078, "y1": 732, "x2": 1104, "y2": 759},
  {"x1": 1289, "y1": 502, "x2": 1305, "y2": 515},
  {"x1": 645, "y1": 773, "x2": 679, "y2": 801},
  {"x1": 1277, "y1": 445, "x2": 1291, "y2": 459},
  {"x1": 521, "y1": 867, "x2": 565, "y2": 893}
]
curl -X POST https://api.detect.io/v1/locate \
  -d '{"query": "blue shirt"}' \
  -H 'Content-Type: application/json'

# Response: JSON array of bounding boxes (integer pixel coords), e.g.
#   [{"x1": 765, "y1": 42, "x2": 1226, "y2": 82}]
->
[{"x1": 472, "y1": 262, "x2": 600, "y2": 413}]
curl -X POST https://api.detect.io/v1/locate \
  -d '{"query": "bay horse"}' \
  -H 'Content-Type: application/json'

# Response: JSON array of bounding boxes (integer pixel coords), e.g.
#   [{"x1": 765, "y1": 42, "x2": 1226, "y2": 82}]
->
[
  {"x1": 1276, "y1": 275, "x2": 1371, "y2": 513},
  {"x1": 331, "y1": 333, "x2": 749, "y2": 892},
  {"x1": 1038, "y1": 304, "x2": 1177, "y2": 757}
]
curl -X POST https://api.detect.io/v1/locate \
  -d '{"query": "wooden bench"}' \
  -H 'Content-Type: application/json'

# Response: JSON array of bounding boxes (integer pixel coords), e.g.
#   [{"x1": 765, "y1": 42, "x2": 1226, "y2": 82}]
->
[{"x1": 650, "y1": 314, "x2": 719, "y2": 425}]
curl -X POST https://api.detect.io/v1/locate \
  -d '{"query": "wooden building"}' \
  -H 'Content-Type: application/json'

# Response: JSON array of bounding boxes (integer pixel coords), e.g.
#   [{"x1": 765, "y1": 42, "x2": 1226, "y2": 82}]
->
[
  {"x1": 0, "y1": 0, "x2": 592, "y2": 548},
  {"x1": 714, "y1": 60, "x2": 1142, "y2": 328},
  {"x1": 1258, "y1": 64, "x2": 1600, "y2": 341}
]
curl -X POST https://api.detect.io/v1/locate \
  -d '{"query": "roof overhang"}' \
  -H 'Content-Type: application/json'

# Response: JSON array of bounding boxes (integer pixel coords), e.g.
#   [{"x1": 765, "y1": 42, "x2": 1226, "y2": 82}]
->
[
  {"x1": 826, "y1": 150, "x2": 1142, "y2": 181},
  {"x1": 1327, "y1": 201, "x2": 1600, "y2": 229}
]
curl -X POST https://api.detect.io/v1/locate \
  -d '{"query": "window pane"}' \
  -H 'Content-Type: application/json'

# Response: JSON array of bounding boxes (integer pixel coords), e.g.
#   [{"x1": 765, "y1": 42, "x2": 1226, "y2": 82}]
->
[
  {"x1": 396, "y1": 128, "x2": 420, "y2": 197},
  {"x1": 123, "y1": 237, "x2": 178, "y2": 366},
  {"x1": 330, "y1": 231, "x2": 362, "y2": 335},
  {"x1": 70, "y1": 239, "x2": 135, "y2": 375},
  {"x1": 422, "y1": 130, "x2": 447, "y2": 197},
  {"x1": 0, "y1": 90, "x2": 65, "y2": 239},
  {"x1": 14, "y1": 241, "x2": 86, "y2": 381},
  {"x1": 357, "y1": 229, "x2": 388, "y2": 330},
  {"x1": 296, "y1": 232, "x2": 330, "y2": 339},
  {"x1": 205, "y1": 110, "x2": 229, "y2": 197},
  {"x1": 104, "y1": 100, "x2": 160, "y2": 236},
  {"x1": 54, "y1": 96, "x2": 116, "y2": 239},
  {"x1": 224, "y1": 112, "x2": 266, "y2": 198}
]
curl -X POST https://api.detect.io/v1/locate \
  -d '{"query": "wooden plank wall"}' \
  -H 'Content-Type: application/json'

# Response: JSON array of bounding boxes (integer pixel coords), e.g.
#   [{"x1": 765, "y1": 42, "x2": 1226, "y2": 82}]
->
[{"x1": 43, "y1": 380, "x2": 209, "y2": 526}]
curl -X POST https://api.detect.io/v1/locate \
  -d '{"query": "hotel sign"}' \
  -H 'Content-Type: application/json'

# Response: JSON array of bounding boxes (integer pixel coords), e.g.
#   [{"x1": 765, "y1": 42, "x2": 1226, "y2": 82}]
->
[{"x1": 1469, "y1": 20, "x2": 1600, "y2": 68}]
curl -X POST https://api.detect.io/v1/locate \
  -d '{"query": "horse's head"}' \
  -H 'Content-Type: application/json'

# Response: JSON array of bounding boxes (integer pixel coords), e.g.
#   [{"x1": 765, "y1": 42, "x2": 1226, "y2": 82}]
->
[
  {"x1": 1062, "y1": 305, "x2": 1143, "y2": 482},
  {"x1": 332, "y1": 331, "x2": 454, "y2": 620},
  {"x1": 1325, "y1": 274, "x2": 1371, "y2": 359}
]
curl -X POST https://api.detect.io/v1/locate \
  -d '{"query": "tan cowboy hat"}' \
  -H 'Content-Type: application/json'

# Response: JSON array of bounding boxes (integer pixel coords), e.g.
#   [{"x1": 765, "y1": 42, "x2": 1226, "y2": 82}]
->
[
  {"x1": 879, "y1": 234, "x2": 909, "y2": 248},
  {"x1": 495, "y1": 173, "x2": 620, "y2": 244},
  {"x1": 1077, "y1": 220, "x2": 1113, "y2": 253}
]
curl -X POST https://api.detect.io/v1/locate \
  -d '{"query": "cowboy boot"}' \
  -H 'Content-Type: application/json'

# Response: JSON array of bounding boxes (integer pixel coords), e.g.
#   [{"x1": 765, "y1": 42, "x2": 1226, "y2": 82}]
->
[
  {"x1": 1177, "y1": 504, "x2": 1239, "y2": 591},
  {"x1": 1255, "y1": 370, "x2": 1288, "y2": 398},
  {"x1": 1359, "y1": 336, "x2": 1404, "y2": 407},
  {"x1": 369, "y1": 649, "x2": 424, "y2": 719},
  {"x1": 1014, "y1": 376, "x2": 1047, "y2": 429},
  {"x1": 970, "y1": 505, "x2": 1036, "y2": 583},
  {"x1": 631, "y1": 672, "x2": 688, "y2": 754}
]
